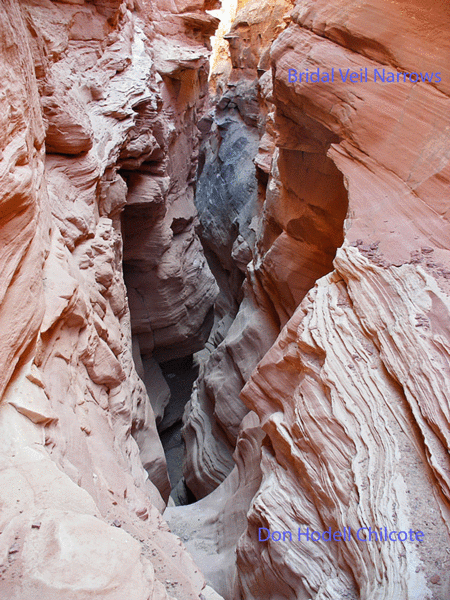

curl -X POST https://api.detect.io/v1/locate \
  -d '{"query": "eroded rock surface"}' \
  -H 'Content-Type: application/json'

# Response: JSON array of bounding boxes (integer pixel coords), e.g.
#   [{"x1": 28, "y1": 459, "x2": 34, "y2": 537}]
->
[
  {"x1": 183, "y1": 0, "x2": 295, "y2": 499},
  {"x1": 0, "y1": 1, "x2": 222, "y2": 599},
  {"x1": 166, "y1": 411, "x2": 264, "y2": 599},
  {"x1": 2, "y1": 0, "x2": 450, "y2": 598},
  {"x1": 173, "y1": 0, "x2": 450, "y2": 599}
]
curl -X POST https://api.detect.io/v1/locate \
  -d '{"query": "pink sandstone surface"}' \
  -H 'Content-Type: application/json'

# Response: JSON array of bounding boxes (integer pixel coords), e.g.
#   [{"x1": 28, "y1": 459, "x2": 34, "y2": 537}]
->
[
  {"x1": 167, "y1": 1, "x2": 450, "y2": 599},
  {"x1": 1, "y1": 0, "x2": 450, "y2": 599},
  {"x1": 0, "y1": 1, "x2": 222, "y2": 599}
]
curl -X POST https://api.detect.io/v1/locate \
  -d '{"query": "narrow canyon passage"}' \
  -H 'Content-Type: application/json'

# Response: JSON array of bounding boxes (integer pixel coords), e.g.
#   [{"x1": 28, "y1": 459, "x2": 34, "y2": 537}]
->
[
  {"x1": 1, "y1": 1, "x2": 450, "y2": 600},
  {"x1": 158, "y1": 356, "x2": 199, "y2": 502},
  {"x1": 119, "y1": 3, "x2": 350, "y2": 512}
]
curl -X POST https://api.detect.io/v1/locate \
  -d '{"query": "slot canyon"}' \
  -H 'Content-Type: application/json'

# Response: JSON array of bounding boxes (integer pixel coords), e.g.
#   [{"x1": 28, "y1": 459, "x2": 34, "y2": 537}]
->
[{"x1": 1, "y1": 0, "x2": 450, "y2": 599}]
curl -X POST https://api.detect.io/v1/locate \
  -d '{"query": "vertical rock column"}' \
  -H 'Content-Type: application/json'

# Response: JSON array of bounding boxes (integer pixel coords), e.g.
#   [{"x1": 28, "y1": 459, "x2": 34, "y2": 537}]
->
[
  {"x1": 183, "y1": 0, "x2": 348, "y2": 500},
  {"x1": 120, "y1": 1, "x2": 220, "y2": 480}
]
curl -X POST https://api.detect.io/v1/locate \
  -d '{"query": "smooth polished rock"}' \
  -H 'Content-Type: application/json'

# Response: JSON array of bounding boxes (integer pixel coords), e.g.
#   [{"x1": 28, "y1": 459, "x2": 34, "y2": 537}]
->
[
  {"x1": 166, "y1": 412, "x2": 264, "y2": 599},
  {"x1": 181, "y1": 1, "x2": 450, "y2": 599},
  {"x1": 0, "y1": 1, "x2": 222, "y2": 599}
]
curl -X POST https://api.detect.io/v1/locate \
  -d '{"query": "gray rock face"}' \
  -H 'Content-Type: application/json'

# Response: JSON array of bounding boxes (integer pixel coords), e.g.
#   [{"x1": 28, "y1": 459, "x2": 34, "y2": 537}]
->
[
  {"x1": 182, "y1": 80, "x2": 265, "y2": 498},
  {"x1": 195, "y1": 86, "x2": 260, "y2": 274}
]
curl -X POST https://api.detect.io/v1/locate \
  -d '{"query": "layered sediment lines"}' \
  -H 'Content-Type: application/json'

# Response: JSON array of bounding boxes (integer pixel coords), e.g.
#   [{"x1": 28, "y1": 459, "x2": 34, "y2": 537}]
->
[
  {"x1": 2, "y1": 0, "x2": 450, "y2": 598},
  {"x1": 172, "y1": 1, "x2": 450, "y2": 599},
  {"x1": 0, "y1": 1, "x2": 221, "y2": 598}
]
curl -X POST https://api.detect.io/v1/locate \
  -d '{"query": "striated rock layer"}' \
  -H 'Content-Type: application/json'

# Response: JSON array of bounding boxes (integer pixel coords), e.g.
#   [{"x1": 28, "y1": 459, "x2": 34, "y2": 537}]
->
[
  {"x1": 0, "y1": 1, "x2": 222, "y2": 599},
  {"x1": 2, "y1": 0, "x2": 450, "y2": 598},
  {"x1": 183, "y1": 0, "x2": 297, "y2": 499},
  {"x1": 174, "y1": 0, "x2": 450, "y2": 599},
  {"x1": 237, "y1": 4, "x2": 450, "y2": 597},
  {"x1": 122, "y1": 0, "x2": 220, "y2": 364}
]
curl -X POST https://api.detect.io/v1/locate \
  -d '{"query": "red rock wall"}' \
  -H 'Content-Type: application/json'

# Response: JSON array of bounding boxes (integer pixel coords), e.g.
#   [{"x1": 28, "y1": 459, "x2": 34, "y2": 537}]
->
[
  {"x1": 123, "y1": 0, "x2": 220, "y2": 364},
  {"x1": 2, "y1": 0, "x2": 450, "y2": 598},
  {"x1": 238, "y1": 1, "x2": 450, "y2": 599},
  {"x1": 171, "y1": 1, "x2": 450, "y2": 599},
  {"x1": 0, "y1": 1, "x2": 221, "y2": 599},
  {"x1": 182, "y1": 0, "x2": 296, "y2": 500}
]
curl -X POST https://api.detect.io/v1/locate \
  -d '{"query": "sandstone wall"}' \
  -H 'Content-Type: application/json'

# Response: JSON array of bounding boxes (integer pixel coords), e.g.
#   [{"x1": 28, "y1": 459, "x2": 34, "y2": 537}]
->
[
  {"x1": 235, "y1": 3, "x2": 450, "y2": 596},
  {"x1": 172, "y1": 0, "x2": 450, "y2": 599},
  {"x1": 0, "y1": 1, "x2": 221, "y2": 598},
  {"x1": 183, "y1": 0, "x2": 295, "y2": 499},
  {"x1": 123, "y1": 0, "x2": 220, "y2": 365},
  {"x1": 2, "y1": 0, "x2": 450, "y2": 598}
]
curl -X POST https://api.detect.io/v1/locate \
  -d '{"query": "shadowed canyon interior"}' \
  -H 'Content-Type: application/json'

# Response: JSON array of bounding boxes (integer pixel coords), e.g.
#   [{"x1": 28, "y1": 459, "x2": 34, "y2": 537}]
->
[{"x1": 0, "y1": 1, "x2": 450, "y2": 600}]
